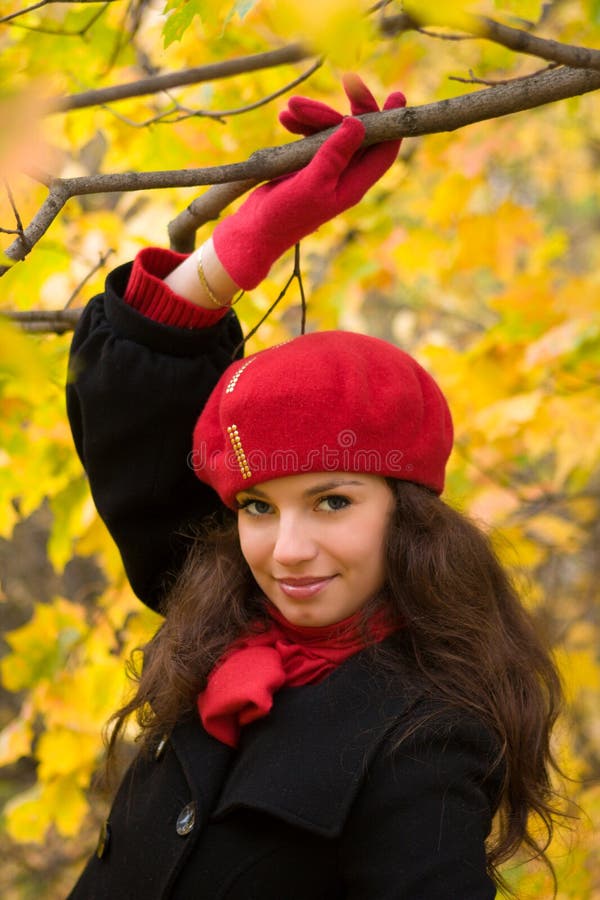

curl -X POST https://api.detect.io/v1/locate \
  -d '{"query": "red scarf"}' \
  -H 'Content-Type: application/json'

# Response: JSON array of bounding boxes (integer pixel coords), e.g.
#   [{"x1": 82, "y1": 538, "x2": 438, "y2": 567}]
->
[{"x1": 197, "y1": 606, "x2": 396, "y2": 748}]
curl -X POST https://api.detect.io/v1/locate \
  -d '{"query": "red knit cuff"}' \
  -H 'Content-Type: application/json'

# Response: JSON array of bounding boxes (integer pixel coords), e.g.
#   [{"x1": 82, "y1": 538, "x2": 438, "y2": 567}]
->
[{"x1": 124, "y1": 247, "x2": 229, "y2": 329}]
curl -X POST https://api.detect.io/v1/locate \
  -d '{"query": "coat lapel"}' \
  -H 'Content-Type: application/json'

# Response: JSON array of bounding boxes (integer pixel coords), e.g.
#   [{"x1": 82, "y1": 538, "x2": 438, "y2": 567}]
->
[
  {"x1": 211, "y1": 648, "x2": 411, "y2": 838},
  {"x1": 169, "y1": 717, "x2": 235, "y2": 829}
]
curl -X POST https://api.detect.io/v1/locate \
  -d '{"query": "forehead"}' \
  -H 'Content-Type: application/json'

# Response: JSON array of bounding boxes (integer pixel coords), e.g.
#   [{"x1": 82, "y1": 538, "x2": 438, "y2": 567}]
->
[{"x1": 235, "y1": 472, "x2": 387, "y2": 502}]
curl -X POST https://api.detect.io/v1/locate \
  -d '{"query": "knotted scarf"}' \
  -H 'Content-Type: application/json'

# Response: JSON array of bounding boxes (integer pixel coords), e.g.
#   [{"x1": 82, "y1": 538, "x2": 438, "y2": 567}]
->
[{"x1": 197, "y1": 606, "x2": 396, "y2": 747}]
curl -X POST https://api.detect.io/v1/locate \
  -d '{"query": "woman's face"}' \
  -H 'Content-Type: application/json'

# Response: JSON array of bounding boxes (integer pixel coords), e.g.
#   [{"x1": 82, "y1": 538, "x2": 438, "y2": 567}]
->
[{"x1": 236, "y1": 472, "x2": 394, "y2": 627}]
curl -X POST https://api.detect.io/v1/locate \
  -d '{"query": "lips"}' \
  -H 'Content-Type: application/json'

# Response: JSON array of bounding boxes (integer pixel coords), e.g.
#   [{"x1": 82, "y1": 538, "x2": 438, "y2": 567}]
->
[{"x1": 275, "y1": 575, "x2": 336, "y2": 599}]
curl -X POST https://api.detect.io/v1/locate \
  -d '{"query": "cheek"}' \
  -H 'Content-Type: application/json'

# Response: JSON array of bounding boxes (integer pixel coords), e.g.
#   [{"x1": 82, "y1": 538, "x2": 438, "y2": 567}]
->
[
  {"x1": 237, "y1": 520, "x2": 270, "y2": 571},
  {"x1": 349, "y1": 514, "x2": 389, "y2": 579}
]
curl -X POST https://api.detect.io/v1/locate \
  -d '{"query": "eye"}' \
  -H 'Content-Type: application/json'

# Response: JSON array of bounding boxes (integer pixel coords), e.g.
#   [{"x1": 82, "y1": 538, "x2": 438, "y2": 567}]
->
[
  {"x1": 316, "y1": 494, "x2": 351, "y2": 512},
  {"x1": 237, "y1": 498, "x2": 273, "y2": 517}
]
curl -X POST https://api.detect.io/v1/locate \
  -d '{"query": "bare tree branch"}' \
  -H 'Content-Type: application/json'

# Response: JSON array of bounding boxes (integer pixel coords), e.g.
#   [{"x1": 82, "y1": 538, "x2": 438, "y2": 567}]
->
[
  {"x1": 52, "y1": 45, "x2": 312, "y2": 113},
  {"x1": 3, "y1": 64, "x2": 600, "y2": 274},
  {"x1": 168, "y1": 180, "x2": 259, "y2": 253},
  {"x1": 382, "y1": 11, "x2": 600, "y2": 71},
  {"x1": 98, "y1": 59, "x2": 323, "y2": 128},
  {"x1": 41, "y1": 12, "x2": 600, "y2": 124},
  {"x1": 478, "y1": 15, "x2": 600, "y2": 71},
  {"x1": 1, "y1": 308, "x2": 82, "y2": 332}
]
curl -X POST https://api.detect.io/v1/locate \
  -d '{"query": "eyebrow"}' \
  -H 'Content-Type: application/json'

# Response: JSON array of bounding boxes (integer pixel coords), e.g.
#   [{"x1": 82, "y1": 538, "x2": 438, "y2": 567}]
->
[{"x1": 238, "y1": 479, "x2": 365, "y2": 501}]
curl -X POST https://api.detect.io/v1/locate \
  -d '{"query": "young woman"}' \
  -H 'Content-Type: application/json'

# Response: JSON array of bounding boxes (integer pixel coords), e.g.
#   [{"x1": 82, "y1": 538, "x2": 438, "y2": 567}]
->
[{"x1": 66, "y1": 76, "x2": 563, "y2": 899}]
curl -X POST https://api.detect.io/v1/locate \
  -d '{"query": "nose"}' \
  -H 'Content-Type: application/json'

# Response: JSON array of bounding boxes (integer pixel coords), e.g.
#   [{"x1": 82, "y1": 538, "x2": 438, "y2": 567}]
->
[{"x1": 272, "y1": 513, "x2": 318, "y2": 568}]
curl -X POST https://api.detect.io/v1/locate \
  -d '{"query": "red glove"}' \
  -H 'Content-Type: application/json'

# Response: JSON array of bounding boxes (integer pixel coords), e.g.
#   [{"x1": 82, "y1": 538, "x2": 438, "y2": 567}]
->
[
  {"x1": 213, "y1": 75, "x2": 406, "y2": 290},
  {"x1": 280, "y1": 72, "x2": 405, "y2": 135}
]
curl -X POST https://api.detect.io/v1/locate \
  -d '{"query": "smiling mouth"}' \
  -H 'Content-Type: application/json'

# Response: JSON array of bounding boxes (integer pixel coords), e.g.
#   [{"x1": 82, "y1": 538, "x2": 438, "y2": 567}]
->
[{"x1": 276, "y1": 576, "x2": 336, "y2": 599}]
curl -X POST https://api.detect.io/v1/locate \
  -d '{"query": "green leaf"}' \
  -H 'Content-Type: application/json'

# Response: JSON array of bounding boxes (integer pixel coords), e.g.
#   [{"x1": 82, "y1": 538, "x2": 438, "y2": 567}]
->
[{"x1": 163, "y1": 0, "x2": 204, "y2": 47}]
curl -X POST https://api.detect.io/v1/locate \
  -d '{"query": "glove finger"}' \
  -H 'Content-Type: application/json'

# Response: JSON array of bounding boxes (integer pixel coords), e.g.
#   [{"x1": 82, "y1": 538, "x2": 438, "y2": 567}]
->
[
  {"x1": 341, "y1": 90, "x2": 405, "y2": 189},
  {"x1": 383, "y1": 90, "x2": 407, "y2": 111},
  {"x1": 303, "y1": 117, "x2": 366, "y2": 187},
  {"x1": 279, "y1": 96, "x2": 343, "y2": 135},
  {"x1": 338, "y1": 137, "x2": 400, "y2": 205},
  {"x1": 342, "y1": 72, "x2": 379, "y2": 115},
  {"x1": 279, "y1": 110, "x2": 321, "y2": 136}
]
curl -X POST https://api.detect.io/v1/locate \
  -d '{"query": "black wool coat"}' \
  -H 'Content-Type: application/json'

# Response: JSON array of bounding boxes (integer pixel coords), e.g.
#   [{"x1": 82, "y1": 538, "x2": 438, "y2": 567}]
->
[
  {"x1": 66, "y1": 264, "x2": 502, "y2": 899},
  {"x1": 68, "y1": 650, "x2": 502, "y2": 900}
]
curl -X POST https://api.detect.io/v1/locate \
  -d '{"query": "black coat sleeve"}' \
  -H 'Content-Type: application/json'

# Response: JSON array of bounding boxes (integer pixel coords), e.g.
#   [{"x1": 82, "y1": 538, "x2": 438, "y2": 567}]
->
[
  {"x1": 340, "y1": 714, "x2": 503, "y2": 899},
  {"x1": 66, "y1": 261, "x2": 244, "y2": 611}
]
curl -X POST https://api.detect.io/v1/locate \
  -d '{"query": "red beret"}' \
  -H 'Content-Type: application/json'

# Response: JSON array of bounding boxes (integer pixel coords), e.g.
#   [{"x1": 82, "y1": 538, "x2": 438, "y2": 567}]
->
[{"x1": 192, "y1": 331, "x2": 453, "y2": 508}]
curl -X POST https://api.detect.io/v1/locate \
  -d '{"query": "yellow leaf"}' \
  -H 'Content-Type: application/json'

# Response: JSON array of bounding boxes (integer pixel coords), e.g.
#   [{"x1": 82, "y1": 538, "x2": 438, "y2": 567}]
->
[
  {"x1": 0, "y1": 717, "x2": 33, "y2": 766},
  {"x1": 473, "y1": 390, "x2": 544, "y2": 441},
  {"x1": 43, "y1": 660, "x2": 131, "y2": 733},
  {"x1": 4, "y1": 784, "x2": 50, "y2": 843},
  {"x1": 1, "y1": 598, "x2": 86, "y2": 691},
  {"x1": 402, "y1": 1, "x2": 481, "y2": 33},
  {"x1": 44, "y1": 776, "x2": 89, "y2": 838},
  {"x1": 37, "y1": 729, "x2": 100, "y2": 781},
  {"x1": 526, "y1": 514, "x2": 583, "y2": 551},
  {"x1": 0, "y1": 318, "x2": 48, "y2": 393},
  {"x1": 266, "y1": 0, "x2": 370, "y2": 65},
  {"x1": 524, "y1": 318, "x2": 597, "y2": 368},
  {"x1": 5, "y1": 775, "x2": 91, "y2": 842},
  {"x1": 548, "y1": 394, "x2": 600, "y2": 488},
  {"x1": 466, "y1": 485, "x2": 521, "y2": 526},
  {"x1": 490, "y1": 524, "x2": 546, "y2": 572},
  {"x1": 555, "y1": 647, "x2": 600, "y2": 700}
]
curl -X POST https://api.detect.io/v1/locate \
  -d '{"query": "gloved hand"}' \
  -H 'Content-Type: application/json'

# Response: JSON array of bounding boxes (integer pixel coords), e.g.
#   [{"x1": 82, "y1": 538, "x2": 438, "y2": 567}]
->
[
  {"x1": 280, "y1": 72, "x2": 405, "y2": 136},
  {"x1": 212, "y1": 75, "x2": 406, "y2": 290}
]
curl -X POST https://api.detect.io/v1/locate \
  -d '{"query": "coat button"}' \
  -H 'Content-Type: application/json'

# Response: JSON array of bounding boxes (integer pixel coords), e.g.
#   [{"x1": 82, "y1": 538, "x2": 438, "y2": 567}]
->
[
  {"x1": 155, "y1": 734, "x2": 169, "y2": 761},
  {"x1": 96, "y1": 821, "x2": 111, "y2": 859},
  {"x1": 176, "y1": 801, "x2": 197, "y2": 836}
]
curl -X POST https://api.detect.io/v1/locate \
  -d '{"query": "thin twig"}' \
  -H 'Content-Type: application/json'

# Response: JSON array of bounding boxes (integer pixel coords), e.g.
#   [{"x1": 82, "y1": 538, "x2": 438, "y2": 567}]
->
[
  {"x1": 0, "y1": 0, "x2": 49, "y2": 20},
  {"x1": 7, "y1": 1, "x2": 110, "y2": 35},
  {"x1": 449, "y1": 63, "x2": 558, "y2": 87},
  {"x1": 3, "y1": 178, "x2": 28, "y2": 249},
  {"x1": 233, "y1": 244, "x2": 309, "y2": 351},
  {"x1": 0, "y1": 0, "x2": 116, "y2": 25},
  {"x1": 172, "y1": 59, "x2": 323, "y2": 121},
  {"x1": 293, "y1": 243, "x2": 307, "y2": 335},
  {"x1": 100, "y1": 58, "x2": 323, "y2": 128},
  {"x1": 52, "y1": 45, "x2": 312, "y2": 113},
  {"x1": 105, "y1": 0, "x2": 137, "y2": 71},
  {"x1": 64, "y1": 249, "x2": 114, "y2": 308},
  {"x1": 233, "y1": 267, "x2": 298, "y2": 356},
  {"x1": 416, "y1": 27, "x2": 474, "y2": 42}
]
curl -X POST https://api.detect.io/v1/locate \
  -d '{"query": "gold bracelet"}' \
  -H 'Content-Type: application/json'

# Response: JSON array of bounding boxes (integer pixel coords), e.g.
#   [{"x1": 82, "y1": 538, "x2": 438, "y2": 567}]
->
[{"x1": 196, "y1": 245, "x2": 231, "y2": 308}]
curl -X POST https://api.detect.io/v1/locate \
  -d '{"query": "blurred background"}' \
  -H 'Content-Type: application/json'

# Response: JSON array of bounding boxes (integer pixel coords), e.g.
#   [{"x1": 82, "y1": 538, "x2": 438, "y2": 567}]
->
[{"x1": 1, "y1": 0, "x2": 599, "y2": 896}]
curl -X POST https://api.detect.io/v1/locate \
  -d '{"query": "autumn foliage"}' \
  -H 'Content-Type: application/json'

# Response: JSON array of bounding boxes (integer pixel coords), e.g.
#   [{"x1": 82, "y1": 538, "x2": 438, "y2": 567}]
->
[{"x1": 1, "y1": 1, "x2": 599, "y2": 897}]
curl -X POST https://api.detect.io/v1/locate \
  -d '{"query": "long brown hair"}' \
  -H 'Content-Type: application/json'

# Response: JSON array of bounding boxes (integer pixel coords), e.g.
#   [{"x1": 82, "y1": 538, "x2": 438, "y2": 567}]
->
[
  {"x1": 381, "y1": 480, "x2": 564, "y2": 890},
  {"x1": 106, "y1": 479, "x2": 564, "y2": 893}
]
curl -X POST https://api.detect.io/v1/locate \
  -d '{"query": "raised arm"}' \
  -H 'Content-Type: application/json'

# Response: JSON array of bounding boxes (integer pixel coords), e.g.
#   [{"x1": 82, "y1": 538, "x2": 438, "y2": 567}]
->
[
  {"x1": 66, "y1": 256, "x2": 243, "y2": 610},
  {"x1": 66, "y1": 75, "x2": 406, "y2": 612}
]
